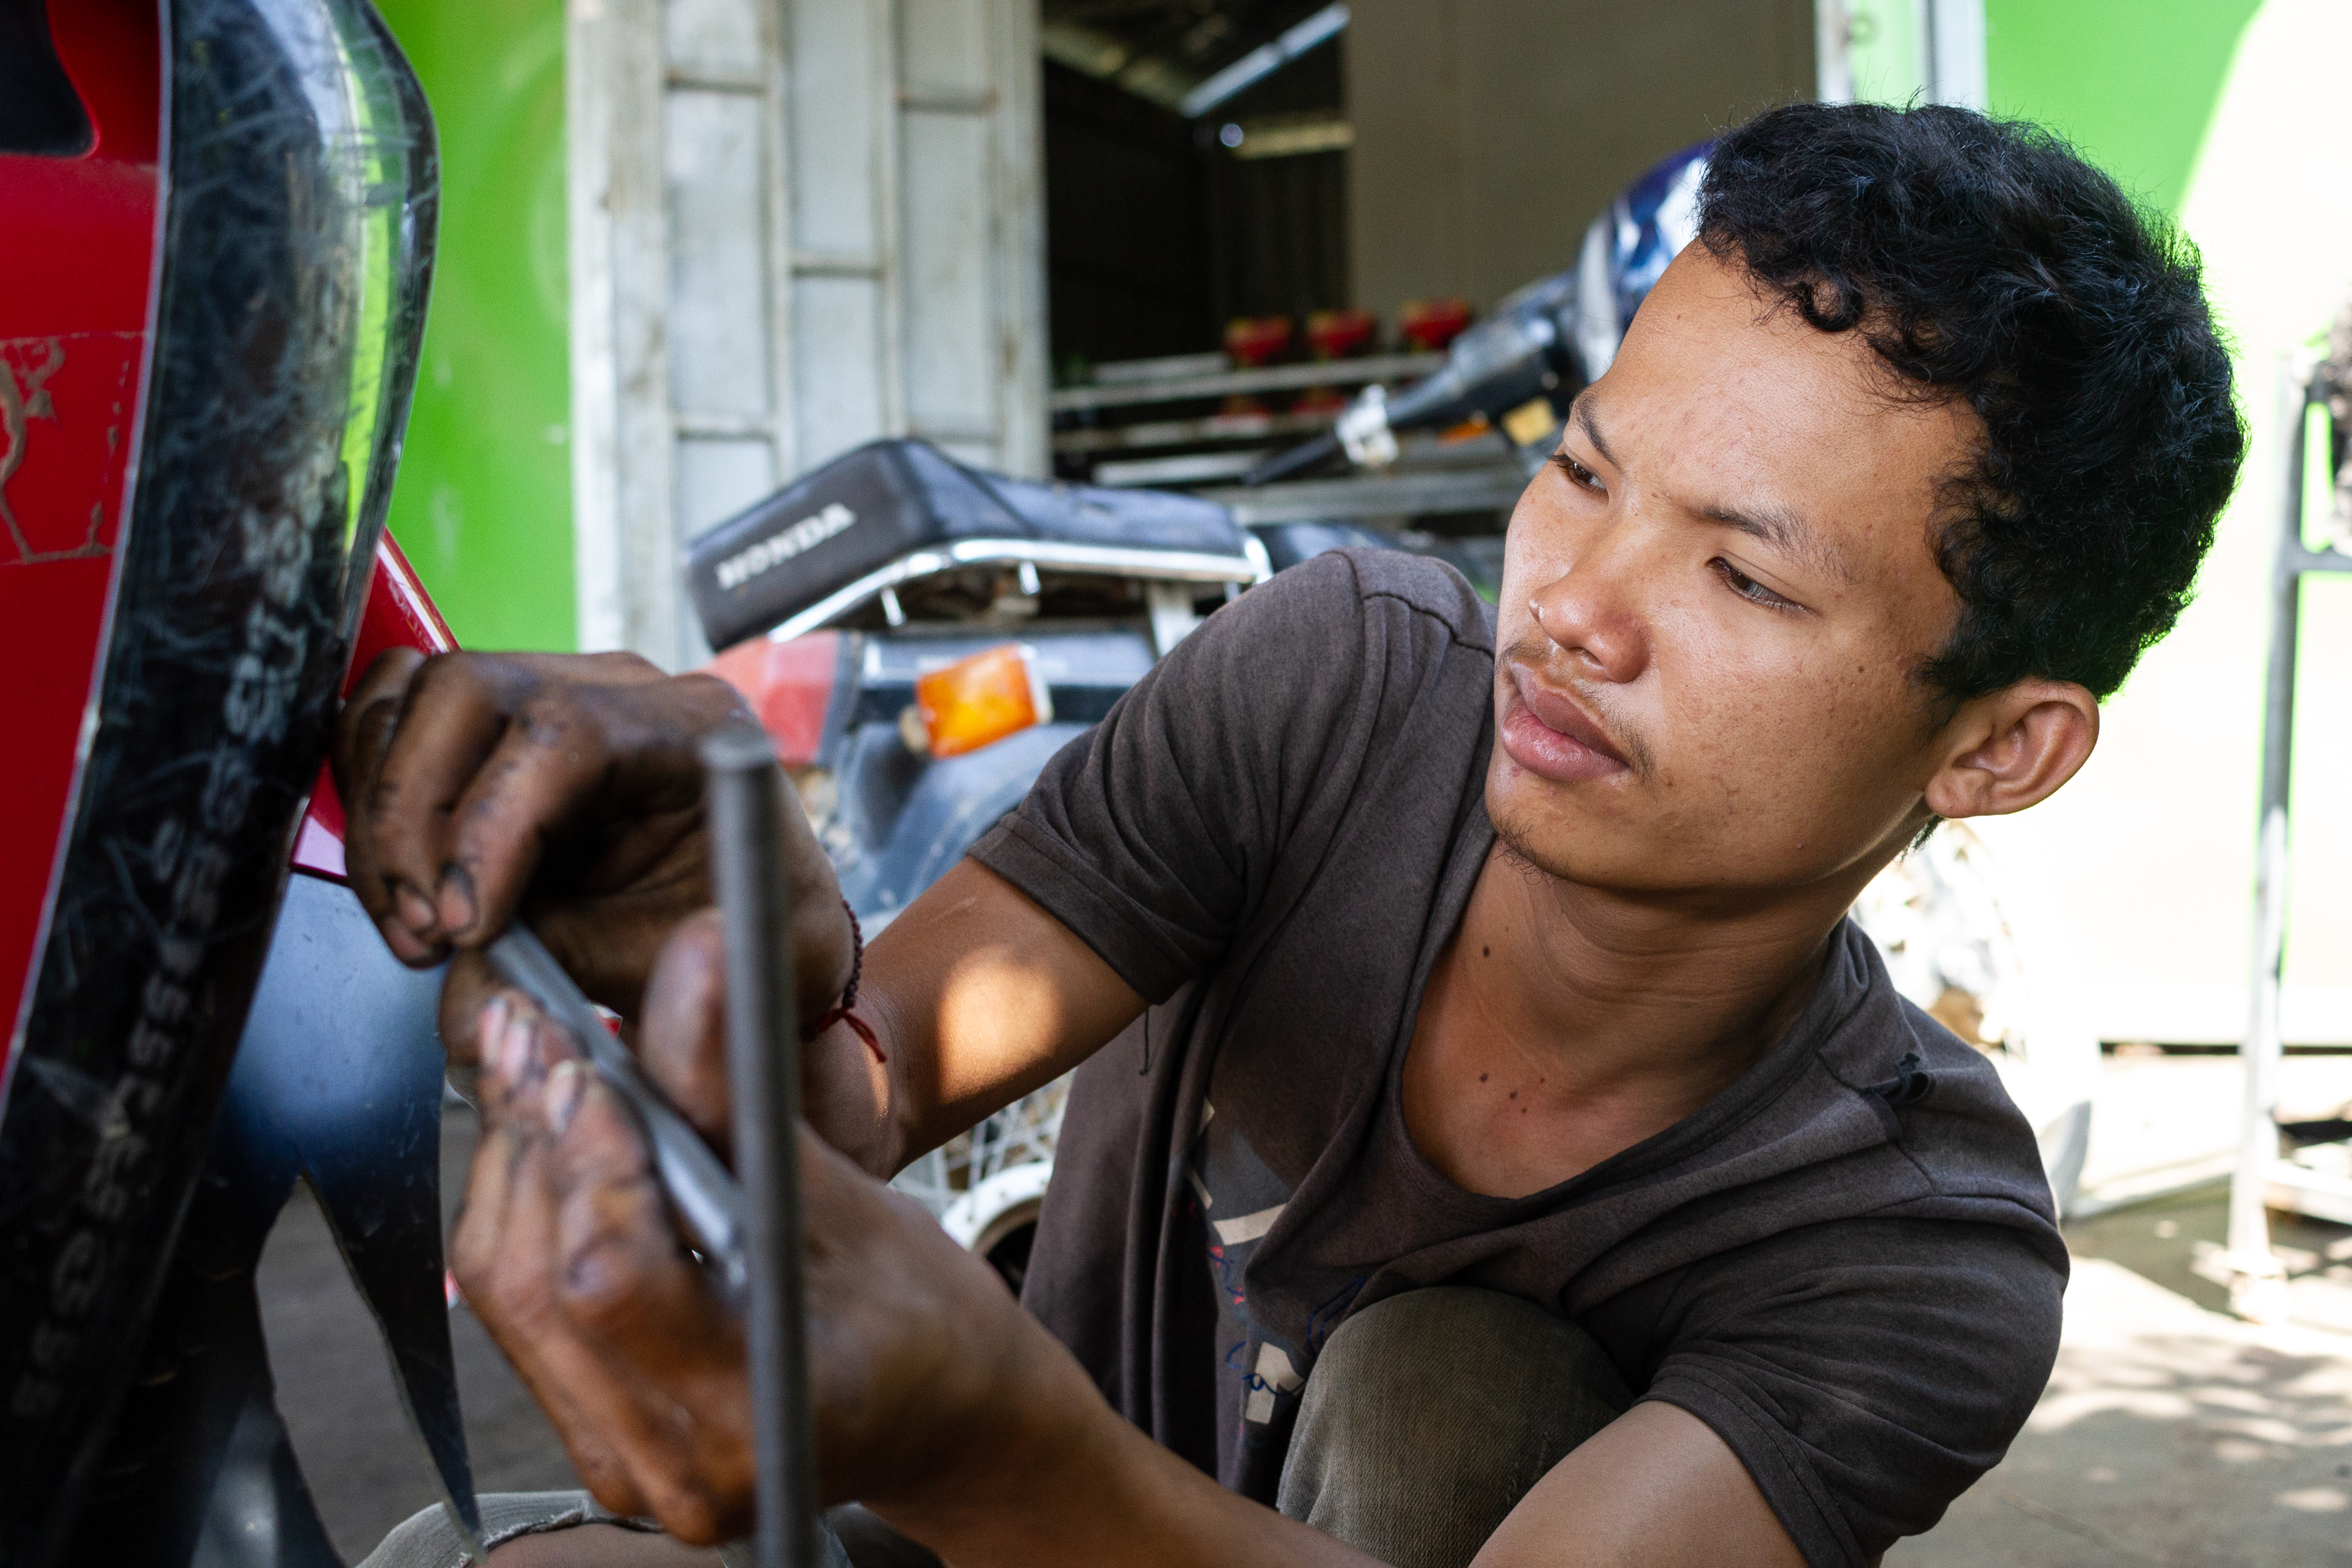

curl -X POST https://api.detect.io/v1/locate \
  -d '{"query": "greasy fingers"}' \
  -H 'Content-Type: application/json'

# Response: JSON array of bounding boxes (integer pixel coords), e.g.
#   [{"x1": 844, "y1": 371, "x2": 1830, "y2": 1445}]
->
[
  {"x1": 364, "y1": 653, "x2": 531, "y2": 951},
  {"x1": 330, "y1": 648, "x2": 753, "y2": 1006},
  {"x1": 452, "y1": 990, "x2": 755, "y2": 1545},
  {"x1": 547, "y1": 1069, "x2": 754, "y2": 1542},
  {"x1": 435, "y1": 666, "x2": 746, "y2": 947},
  {"x1": 452, "y1": 1003, "x2": 648, "y2": 1513},
  {"x1": 437, "y1": 950, "x2": 506, "y2": 1074}
]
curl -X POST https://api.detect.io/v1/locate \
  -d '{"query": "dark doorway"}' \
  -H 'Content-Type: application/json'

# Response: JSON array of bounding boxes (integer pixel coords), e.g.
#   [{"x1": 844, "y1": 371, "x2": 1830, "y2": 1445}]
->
[
  {"x1": 1040, "y1": 1, "x2": 1352, "y2": 377},
  {"x1": 1042, "y1": 61, "x2": 1214, "y2": 377},
  {"x1": 1198, "y1": 37, "x2": 1348, "y2": 333}
]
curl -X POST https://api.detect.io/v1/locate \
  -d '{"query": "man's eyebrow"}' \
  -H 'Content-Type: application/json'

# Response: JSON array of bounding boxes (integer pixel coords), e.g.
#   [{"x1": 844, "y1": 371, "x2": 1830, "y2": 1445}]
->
[
  {"x1": 1570, "y1": 396, "x2": 1620, "y2": 471},
  {"x1": 1570, "y1": 391, "x2": 1853, "y2": 585},
  {"x1": 1697, "y1": 497, "x2": 1854, "y2": 585}
]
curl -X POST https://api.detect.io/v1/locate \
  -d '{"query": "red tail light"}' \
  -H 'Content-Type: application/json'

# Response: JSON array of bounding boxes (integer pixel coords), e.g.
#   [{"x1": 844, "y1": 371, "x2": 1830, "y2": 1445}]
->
[{"x1": 705, "y1": 631, "x2": 842, "y2": 766}]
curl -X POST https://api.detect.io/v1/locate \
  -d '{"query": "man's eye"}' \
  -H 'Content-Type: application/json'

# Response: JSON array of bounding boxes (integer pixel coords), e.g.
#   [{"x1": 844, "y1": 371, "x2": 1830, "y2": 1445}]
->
[
  {"x1": 1550, "y1": 452, "x2": 1603, "y2": 493},
  {"x1": 1711, "y1": 558, "x2": 1797, "y2": 610}
]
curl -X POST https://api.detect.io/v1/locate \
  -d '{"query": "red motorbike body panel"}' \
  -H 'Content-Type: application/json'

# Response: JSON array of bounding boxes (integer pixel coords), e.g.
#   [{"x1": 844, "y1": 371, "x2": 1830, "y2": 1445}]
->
[
  {"x1": 0, "y1": 0, "x2": 164, "y2": 1062},
  {"x1": 292, "y1": 532, "x2": 459, "y2": 882}
]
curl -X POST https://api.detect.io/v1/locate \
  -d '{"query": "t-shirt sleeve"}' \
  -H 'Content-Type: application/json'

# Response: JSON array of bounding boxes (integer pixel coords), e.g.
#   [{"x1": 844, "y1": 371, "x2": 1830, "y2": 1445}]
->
[
  {"x1": 968, "y1": 551, "x2": 1379, "y2": 1002},
  {"x1": 1622, "y1": 1216, "x2": 2063, "y2": 1568}
]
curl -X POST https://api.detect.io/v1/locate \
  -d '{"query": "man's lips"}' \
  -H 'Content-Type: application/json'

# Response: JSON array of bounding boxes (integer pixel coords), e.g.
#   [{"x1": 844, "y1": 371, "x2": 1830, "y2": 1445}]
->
[{"x1": 1500, "y1": 664, "x2": 1632, "y2": 783}]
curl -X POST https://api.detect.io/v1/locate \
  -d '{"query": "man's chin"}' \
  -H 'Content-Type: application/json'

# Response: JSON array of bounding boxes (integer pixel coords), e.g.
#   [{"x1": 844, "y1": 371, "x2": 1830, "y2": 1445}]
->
[
  {"x1": 1487, "y1": 796, "x2": 1629, "y2": 886},
  {"x1": 1485, "y1": 759, "x2": 1639, "y2": 879},
  {"x1": 1486, "y1": 775, "x2": 1752, "y2": 899},
  {"x1": 1488, "y1": 811, "x2": 1762, "y2": 906}
]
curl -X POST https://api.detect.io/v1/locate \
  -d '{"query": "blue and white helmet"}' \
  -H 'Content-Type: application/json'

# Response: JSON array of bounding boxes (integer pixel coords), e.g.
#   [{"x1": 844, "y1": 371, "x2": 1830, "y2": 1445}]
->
[{"x1": 1573, "y1": 140, "x2": 1711, "y2": 380}]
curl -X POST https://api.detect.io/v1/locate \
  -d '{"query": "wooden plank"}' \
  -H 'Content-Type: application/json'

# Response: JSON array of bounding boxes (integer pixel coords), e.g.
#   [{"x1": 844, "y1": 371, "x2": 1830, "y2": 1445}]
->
[
  {"x1": 665, "y1": 87, "x2": 775, "y2": 420},
  {"x1": 900, "y1": 105, "x2": 998, "y2": 444}
]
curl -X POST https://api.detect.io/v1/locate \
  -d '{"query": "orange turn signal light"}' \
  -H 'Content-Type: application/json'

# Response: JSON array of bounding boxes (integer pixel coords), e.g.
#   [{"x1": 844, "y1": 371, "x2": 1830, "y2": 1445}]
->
[{"x1": 906, "y1": 643, "x2": 1054, "y2": 758}]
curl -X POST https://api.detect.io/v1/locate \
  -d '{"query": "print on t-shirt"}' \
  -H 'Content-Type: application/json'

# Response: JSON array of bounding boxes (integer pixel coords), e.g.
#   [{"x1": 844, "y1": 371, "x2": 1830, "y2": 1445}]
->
[{"x1": 1189, "y1": 1097, "x2": 1318, "y2": 1484}]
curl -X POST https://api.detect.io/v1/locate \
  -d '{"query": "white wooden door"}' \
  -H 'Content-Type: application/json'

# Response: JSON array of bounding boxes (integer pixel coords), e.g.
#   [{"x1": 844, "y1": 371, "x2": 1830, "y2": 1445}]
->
[{"x1": 568, "y1": 0, "x2": 1047, "y2": 666}]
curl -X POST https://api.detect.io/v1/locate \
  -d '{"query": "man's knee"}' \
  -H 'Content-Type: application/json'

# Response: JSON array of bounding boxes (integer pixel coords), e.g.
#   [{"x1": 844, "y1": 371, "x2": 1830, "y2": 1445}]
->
[{"x1": 1277, "y1": 1287, "x2": 1632, "y2": 1568}]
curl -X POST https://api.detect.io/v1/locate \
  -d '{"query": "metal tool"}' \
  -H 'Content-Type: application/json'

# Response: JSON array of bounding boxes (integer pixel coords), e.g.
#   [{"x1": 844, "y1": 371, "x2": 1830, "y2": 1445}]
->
[
  {"x1": 703, "y1": 725, "x2": 824, "y2": 1568},
  {"x1": 485, "y1": 924, "x2": 750, "y2": 1309}
]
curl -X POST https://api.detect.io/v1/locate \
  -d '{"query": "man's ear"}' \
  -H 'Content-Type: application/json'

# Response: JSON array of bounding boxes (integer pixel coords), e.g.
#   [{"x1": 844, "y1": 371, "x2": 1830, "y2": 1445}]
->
[{"x1": 1922, "y1": 679, "x2": 2100, "y2": 821}]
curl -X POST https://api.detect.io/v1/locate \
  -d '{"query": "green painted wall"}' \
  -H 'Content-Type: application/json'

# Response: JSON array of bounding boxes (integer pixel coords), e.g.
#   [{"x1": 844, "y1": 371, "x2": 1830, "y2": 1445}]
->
[
  {"x1": 379, "y1": 0, "x2": 574, "y2": 650},
  {"x1": 1985, "y1": 0, "x2": 2263, "y2": 216}
]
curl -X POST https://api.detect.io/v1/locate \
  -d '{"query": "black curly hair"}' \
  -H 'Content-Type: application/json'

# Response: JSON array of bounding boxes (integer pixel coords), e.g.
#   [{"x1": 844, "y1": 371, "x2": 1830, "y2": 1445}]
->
[{"x1": 1697, "y1": 102, "x2": 2244, "y2": 702}]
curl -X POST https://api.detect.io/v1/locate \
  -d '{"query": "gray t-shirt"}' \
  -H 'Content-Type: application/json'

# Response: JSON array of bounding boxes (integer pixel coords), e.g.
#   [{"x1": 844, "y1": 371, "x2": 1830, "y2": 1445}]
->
[{"x1": 969, "y1": 550, "x2": 2064, "y2": 1568}]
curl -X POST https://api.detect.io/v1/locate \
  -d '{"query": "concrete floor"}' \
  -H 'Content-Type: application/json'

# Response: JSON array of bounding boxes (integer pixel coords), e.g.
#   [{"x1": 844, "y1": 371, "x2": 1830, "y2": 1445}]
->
[
  {"x1": 1889, "y1": 1189, "x2": 2352, "y2": 1568},
  {"x1": 260, "y1": 1071, "x2": 2352, "y2": 1565}
]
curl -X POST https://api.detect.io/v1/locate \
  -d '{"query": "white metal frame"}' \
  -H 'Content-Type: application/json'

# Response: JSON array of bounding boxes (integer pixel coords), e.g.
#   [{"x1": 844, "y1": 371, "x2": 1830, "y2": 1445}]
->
[
  {"x1": 2221, "y1": 353, "x2": 2352, "y2": 1321},
  {"x1": 759, "y1": 535, "x2": 1273, "y2": 645}
]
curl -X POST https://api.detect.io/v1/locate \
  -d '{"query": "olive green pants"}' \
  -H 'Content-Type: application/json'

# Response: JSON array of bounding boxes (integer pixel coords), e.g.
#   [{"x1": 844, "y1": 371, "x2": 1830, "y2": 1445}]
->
[{"x1": 364, "y1": 1288, "x2": 1628, "y2": 1568}]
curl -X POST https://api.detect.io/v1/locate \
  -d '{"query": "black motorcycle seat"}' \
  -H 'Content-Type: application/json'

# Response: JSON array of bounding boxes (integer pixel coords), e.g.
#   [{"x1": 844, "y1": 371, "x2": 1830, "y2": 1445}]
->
[{"x1": 687, "y1": 439, "x2": 1261, "y2": 652}]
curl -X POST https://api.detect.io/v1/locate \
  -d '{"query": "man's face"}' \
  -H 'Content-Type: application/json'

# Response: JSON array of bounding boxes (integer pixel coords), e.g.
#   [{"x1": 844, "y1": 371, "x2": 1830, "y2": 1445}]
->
[{"x1": 1490, "y1": 245, "x2": 1981, "y2": 899}]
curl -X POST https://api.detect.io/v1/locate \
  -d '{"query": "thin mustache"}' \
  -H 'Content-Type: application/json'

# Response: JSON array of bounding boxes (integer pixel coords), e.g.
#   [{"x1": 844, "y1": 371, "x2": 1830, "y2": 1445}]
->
[{"x1": 1499, "y1": 633, "x2": 1655, "y2": 779}]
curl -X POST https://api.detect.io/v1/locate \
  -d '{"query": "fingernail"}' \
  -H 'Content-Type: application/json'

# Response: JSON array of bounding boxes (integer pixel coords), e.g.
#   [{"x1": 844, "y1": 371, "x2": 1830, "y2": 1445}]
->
[
  {"x1": 395, "y1": 882, "x2": 438, "y2": 937},
  {"x1": 498, "y1": 1013, "x2": 535, "y2": 1089},
  {"x1": 545, "y1": 1059, "x2": 587, "y2": 1135},
  {"x1": 438, "y1": 863, "x2": 478, "y2": 935},
  {"x1": 478, "y1": 994, "x2": 511, "y2": 1053}
]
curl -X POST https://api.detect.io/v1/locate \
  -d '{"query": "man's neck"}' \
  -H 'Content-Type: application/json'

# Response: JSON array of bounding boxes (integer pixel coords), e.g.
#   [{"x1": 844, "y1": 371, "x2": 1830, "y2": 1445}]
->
[{"x1": 1401, "y1": 839, "x2": 1875, "y2": 1198}]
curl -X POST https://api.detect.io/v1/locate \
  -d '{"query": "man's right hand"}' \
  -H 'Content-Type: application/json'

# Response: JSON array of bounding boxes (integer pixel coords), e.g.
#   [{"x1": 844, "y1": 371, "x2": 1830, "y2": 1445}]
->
[{"x1": 330, "y1": 648, "x2": 854, "y2": 1035}]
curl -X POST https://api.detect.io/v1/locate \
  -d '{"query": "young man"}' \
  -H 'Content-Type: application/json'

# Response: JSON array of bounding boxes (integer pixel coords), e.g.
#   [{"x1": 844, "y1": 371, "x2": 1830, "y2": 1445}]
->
[{"x1": 346, "y1": 103, "x2": 2241, "y2": 1568}]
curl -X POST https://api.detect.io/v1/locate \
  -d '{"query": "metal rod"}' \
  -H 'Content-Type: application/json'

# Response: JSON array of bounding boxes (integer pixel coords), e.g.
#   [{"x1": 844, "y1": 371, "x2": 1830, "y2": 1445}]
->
[
  {"x1": 2225, "y1": 370, "x2": 2312, "y2": 1322},
  {"x1": 703, "y1": 726, "x2": 821, "y2": 1568}
]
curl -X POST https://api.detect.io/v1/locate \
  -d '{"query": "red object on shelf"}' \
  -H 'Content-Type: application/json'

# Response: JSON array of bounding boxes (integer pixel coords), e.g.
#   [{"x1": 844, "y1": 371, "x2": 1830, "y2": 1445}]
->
[
  {"x1": 1399, "y1": 297, "x2": 1474, "y2": 353},
  {"x1": 1305, "y1": 308, "x2": 1377, "y2": 360},
  {"x1": 288, "y1": 533, "x2": 459, "y2": 882},
  {"x1": 1223, "y1": 315, "x2": 1295, "y2": 368},
  {"x1": 0, "y1": 0, "x2": 165, "y2": 1048},
  {"x1": 1222, "y1": 317, "x2": 1296, "y2": 413}
]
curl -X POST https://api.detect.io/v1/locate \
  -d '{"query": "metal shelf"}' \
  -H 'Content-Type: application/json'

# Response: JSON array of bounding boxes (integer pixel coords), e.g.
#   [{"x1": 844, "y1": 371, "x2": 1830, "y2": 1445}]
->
[
  {"x1": 1092, "y1": 450, "x2": 1276, "y2": 487},
  {"x1": 1197, "y1": 463, "x2": 1528, "y2": 524},
  {"x1": 1053, "y1": 408, "x2": 1332, "y2": 456},
  {"x1": 1049, "y1": 352, "x2": 1441, "y2": 414}
]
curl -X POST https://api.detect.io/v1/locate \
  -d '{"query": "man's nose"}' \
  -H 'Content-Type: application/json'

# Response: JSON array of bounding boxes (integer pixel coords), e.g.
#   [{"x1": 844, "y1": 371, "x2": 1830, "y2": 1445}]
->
[{"x1": 1527, "y1": 525, "x2": 1651, "y2": 685}]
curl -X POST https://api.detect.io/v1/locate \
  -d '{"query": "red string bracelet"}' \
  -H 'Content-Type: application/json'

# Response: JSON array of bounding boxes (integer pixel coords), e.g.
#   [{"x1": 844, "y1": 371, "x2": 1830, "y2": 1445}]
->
[{"x1": 810, "y1": 898, "x2": 887, "y2": 1064}]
